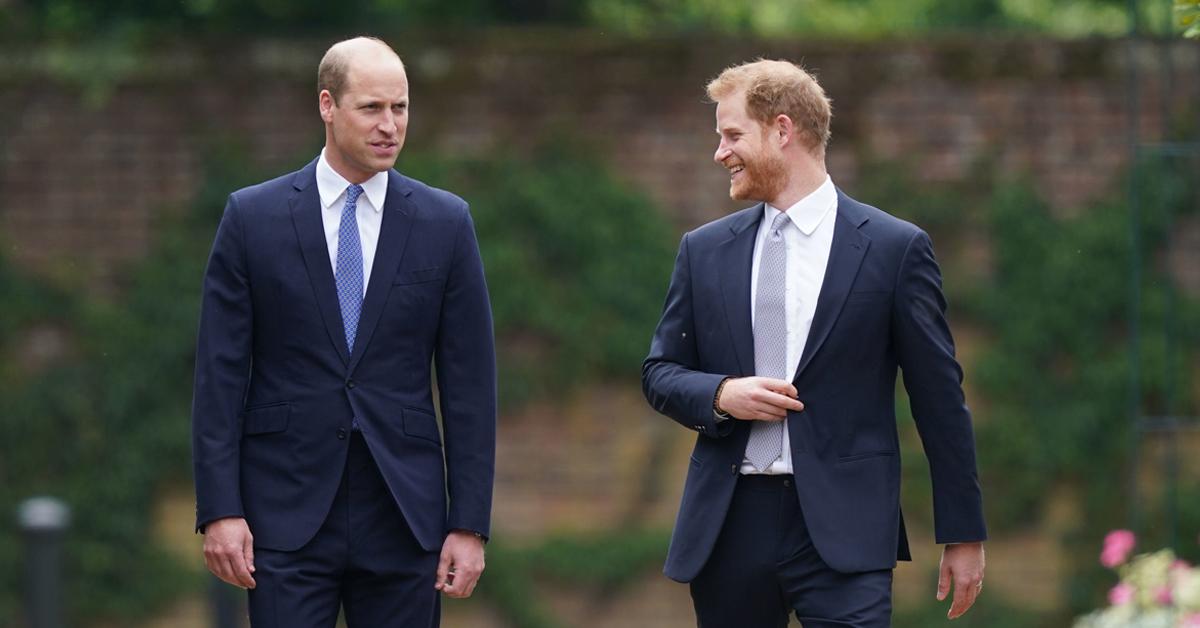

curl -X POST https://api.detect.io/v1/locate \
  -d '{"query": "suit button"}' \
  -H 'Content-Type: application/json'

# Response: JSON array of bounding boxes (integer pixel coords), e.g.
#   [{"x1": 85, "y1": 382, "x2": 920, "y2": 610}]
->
[
  {"x1": 346, "y1": 380, "x2": 356, "y2": 389},
  {"x1": 731, "y1": 464, "x2": 738, "y2": 475},
  {"x1": 337, "y1": 428, "x2": 347, "y2": 440}
]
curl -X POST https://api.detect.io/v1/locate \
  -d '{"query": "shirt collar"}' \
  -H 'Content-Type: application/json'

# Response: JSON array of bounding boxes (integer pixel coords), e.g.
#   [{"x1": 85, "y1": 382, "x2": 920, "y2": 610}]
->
[
  {"x1": 316, "y1": 148, "x2": 388, "y2": 212},
  {"x1": 765, "y1": 175, "x2": 836, "y2": 236}
]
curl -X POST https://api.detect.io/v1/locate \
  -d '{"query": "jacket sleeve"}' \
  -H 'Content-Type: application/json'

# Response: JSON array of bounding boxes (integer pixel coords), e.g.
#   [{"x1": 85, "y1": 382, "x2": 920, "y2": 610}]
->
[
  {"x1": 191, "y1": 194, "x2": 253, "y2": 532},
  {"x1": 892, "y1": 229, "x2": 987, "y2": 544},
  {"x1": 435, "y1": 206, "x2": 498, "y2": 539},
  {"x1": 642, "y1": 232, "x2": 735, "y2": 439}
]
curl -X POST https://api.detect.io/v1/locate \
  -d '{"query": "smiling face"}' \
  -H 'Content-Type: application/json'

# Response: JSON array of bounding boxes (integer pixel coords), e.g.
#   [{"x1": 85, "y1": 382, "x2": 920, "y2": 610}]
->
[
  {"x1": 319, "y1": 52, "x2": 408, "y2": 184},
  {"x1": 713, "y1": 91, "x2": 788, "y2": 204}
]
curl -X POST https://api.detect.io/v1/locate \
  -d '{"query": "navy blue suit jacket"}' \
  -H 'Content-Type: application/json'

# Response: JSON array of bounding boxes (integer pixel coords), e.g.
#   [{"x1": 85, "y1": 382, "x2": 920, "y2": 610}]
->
[
  {"x1": 192, "y1": 158, "x2": 497, "y2": 553},
  {"x1": 643, "y1": 190, "x2": 985, "y2": 582}
]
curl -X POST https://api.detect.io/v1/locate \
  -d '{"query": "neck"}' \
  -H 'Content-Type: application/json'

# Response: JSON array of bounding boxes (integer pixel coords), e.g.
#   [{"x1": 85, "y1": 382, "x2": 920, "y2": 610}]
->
[
  {"x1": 322, "y1": 143, "x2": 373, "y2": 185},
  {"x1": 769, "y1": 160, "x2": 827, "y2": 210}
]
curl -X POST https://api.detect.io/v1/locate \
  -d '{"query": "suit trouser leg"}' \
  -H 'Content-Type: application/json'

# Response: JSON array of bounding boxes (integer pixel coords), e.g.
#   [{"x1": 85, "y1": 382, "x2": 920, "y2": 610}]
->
[
  {"x1": 688, "y1": 475, "x2": 892, "y2": 628},
  {"x1": 342, "y1": 433, "x2": 440, "y2": 628},
  {"x1": 248, "y1": 433, "x2": 440, "y2": 628}
]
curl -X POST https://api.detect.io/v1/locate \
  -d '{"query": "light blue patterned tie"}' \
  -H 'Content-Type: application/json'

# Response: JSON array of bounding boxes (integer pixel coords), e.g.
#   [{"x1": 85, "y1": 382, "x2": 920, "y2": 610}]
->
[
  {"x1": 335, "y1": 184, "x2": 364, "y2": 353},
  {"x1": 745, "y1": 212, "x2": 791, "y2": 471}
]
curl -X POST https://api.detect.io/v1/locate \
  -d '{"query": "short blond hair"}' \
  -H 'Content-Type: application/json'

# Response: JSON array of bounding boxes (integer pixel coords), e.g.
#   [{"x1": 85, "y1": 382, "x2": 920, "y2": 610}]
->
[{"x1": 706, "y1": 59, "x2": 832, "y2": 152}]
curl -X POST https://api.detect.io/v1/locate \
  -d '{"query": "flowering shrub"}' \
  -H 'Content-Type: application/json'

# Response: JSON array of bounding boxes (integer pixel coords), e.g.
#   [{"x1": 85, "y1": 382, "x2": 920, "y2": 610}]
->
[{"x1": 1074, "y1": 530, "x2": 1200, "y2": 628}]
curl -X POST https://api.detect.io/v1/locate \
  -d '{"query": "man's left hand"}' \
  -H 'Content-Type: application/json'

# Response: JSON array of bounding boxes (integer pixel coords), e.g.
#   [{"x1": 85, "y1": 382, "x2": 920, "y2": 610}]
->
[
  {"x1": 936, "y1": 541, "x2": 985, "y2": 619},
  {"x1": 435, "y1": 530, "x2": 485, "y2": 598}
]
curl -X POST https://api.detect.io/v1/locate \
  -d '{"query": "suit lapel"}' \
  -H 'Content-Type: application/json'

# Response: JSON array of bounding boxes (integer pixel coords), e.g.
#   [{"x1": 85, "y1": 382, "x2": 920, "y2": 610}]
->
[
  {"x1": 718, "y1": 205, "x2": 764, "y2": 376},
  {"x1": 793, "y1": 190, "x2": 871, "y2": 381},
  {"x1": 290, "y1": 160, "x2": 351, "y2": 366},
  {"x1": 347, "y1": 171, "x2": 415, "y2": 372}
]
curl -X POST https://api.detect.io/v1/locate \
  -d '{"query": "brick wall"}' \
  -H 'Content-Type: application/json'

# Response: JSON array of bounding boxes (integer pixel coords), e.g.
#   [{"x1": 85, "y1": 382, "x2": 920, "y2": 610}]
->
[
  {"x1": 3, "y1": 36, "x2": 1196, "y2": 288},
  {"x1": 3, "y1": 34, "x2": 1198, "y2": 626}
]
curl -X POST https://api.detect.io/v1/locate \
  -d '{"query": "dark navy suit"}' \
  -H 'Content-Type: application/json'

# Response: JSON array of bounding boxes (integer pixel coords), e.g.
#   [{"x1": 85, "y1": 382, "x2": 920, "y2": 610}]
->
[
  {"x1": 192, "y1": 158, "x2": 496, "y2": 626},
  {"x1": 643, "y1": 190, "x2": 985, "y2": 625}
]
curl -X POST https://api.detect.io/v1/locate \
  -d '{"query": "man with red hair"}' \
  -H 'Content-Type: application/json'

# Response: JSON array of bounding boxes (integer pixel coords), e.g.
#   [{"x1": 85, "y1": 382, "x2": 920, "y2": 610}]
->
[{"x1": 643, "y1": 59, "x2": 987, "y2": 626}]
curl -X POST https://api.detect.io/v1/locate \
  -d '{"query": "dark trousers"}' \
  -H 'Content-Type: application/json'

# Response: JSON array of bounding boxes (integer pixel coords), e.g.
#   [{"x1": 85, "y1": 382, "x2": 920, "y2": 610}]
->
[
  {"x1": 689, "y1": 475, "x2": 893, "y2": 628},
  {"x1": 248, "y1": 432, "x2": 440, "y2": 628}
]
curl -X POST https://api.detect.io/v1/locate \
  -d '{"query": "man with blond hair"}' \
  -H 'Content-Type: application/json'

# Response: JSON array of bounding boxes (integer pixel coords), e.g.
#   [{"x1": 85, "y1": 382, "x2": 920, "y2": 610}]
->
[
  {"x1": 643, "y1": 59, "x2": 986, "y2": 626},
  {"x1": 192, "y1": 36, "x2": 496, "y2": 627}
]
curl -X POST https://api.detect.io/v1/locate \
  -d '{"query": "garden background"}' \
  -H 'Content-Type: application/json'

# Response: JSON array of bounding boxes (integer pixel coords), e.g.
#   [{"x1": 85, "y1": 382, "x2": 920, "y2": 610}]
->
[{"x1": 1, "y1": 1, "x2": 1198, "y2": 626}]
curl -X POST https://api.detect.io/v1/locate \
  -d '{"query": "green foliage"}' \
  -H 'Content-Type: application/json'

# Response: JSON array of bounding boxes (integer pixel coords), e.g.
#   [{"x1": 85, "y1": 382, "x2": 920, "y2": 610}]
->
[
  {"x1": 399, "y1": 141, "x2": 676, "y2": 408},
  {"x1": 0, "y1": 0, "x2": 1153, "y2": 40},
  {"x1": 1180, "y1": 0, "x2": 1200, "y2": 37},
  {"x1": 480, "y1": 528, "x2": 670, "y2": 628},
  {"x1": 866, "y1": 154, "x2": 1199, "y2": 623},
  {"x1": 0, "y1": 138, "x2": 674, "y2": 622}
]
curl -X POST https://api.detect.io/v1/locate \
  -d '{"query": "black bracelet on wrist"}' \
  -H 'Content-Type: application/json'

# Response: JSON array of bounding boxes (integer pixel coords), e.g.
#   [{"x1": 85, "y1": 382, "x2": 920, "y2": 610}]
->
[{"x1": 713, "y1": 377, "x2": 732, "y2": 419}]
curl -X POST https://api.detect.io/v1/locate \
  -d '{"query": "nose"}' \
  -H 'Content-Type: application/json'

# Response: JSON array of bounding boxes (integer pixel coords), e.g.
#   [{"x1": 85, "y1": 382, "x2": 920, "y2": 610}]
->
[
  {"x1": 714, "y1": 140, "x2": 731, "y2": 165},
  {"x1": 379, "y1": 111, "x2": 398, "y2": 134}
]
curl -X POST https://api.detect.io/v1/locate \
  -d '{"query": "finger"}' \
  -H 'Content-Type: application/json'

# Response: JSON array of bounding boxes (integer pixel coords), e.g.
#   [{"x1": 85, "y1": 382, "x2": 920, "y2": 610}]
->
[
  {"x1": 951, "y1": 581, "x2": 981, "y2": 619},
  {"x1": 749, "y1": 405, "x2": 787, "y2": 421},
  {"x1": 229, "y1": 551, "x2": 256, "y2": 589},
  {"x1": 218, "y1": 555, "x2": 244, "y2": 589},
  {"x1": 204, "y1": 551, "x2": 219, "y2": 579},
  {"x1": 948, "y1": 581, "x2": 972, "y2": 619},
  {"x1": 243, "y1": 536, "x2": 255, "y2": 574},
  {"x1": 435, "y1": 551, "x2": 453, "y2": 590},
  {"x1": 936, "y1": 561, "x2": 951, "y2": 601},
  {"x1": 751, "y1": 398, "x2": 789, "y2": 416},
  {"x1": 758, "y1": 378, "x2": 795, "y2": 395},
  {"x1": 761, "y1": 391, "x2": 804, "y2": 412}
]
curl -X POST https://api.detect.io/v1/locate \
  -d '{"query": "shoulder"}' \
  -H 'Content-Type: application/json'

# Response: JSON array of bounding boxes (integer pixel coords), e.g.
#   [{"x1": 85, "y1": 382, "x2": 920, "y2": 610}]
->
[
  {"x1": 395, "y1": 172, "x2": 469, "y2": 219},
  {"x1": 682, "y1": 204, "x2": 762, "y2": 248},
  {"x1": 838, "y1": 191, "x2": 926, "y2": 253},
  {"x1": 228, "y1": 168, "x2": 304, "y2": 210}
]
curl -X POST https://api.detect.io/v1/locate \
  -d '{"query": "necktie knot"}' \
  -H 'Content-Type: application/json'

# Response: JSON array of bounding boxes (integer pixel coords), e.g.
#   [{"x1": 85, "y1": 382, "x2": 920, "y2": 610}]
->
[
  {"x1": 770, "y1": 212, "x2": 791, "y2": 238},
  {"x1": 345, "y1": 184, "x2": 364, "y2": 206}
]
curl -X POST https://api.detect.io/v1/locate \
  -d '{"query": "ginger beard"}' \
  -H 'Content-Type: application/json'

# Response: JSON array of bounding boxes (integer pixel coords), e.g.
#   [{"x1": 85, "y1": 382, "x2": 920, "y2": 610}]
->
[{"x1": 726, "y1": 128, "x2": 789, "y2": 203}]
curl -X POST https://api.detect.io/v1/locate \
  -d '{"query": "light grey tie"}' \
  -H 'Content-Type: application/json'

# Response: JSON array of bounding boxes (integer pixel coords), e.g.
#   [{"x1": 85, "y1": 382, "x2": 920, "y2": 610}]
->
[{"x1": 745, "y1": 212, "x2": 791, "y2": 471}]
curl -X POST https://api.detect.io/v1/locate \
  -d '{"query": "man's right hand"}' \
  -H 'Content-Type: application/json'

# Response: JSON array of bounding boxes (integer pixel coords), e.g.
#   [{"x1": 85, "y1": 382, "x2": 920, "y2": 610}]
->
[
  {"x1": 717, "y1": 377, "x2": 804, "y2": 420},
  {"x1": 203, "y1": 517, "x2": 256, "y2": 589}
]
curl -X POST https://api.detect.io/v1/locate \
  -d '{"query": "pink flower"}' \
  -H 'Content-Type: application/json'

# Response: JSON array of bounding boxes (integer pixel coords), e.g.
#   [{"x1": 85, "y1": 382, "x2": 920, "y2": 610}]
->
[
  {"x1": 1180, "y1": 613, "x2": 1200, "y2": 628},
  {"x1": 1101, "y1": 530, "x2": 1136, "y2": 568},
  {"x1": 1108, "y1": 583, "x2": 1134, "y2": 606},
  {"x1": 1153, "y1": 585, "x2": 1171, "y2": 605}
]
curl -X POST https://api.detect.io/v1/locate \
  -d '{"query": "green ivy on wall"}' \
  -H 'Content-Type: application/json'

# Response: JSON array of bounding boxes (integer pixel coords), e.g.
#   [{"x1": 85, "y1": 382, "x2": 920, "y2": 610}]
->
[{"x1": 0, "y1": 139, "x2": 677, "y2": 624}]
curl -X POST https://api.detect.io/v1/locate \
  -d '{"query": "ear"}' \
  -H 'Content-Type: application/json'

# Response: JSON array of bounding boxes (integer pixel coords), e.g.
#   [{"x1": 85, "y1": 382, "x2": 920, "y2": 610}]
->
[
  {"x1": 319, "y1": 90, "x2": 335, "y2": 123},
  {"x1": 774, "y1": 114, "x2": 795, "y2": 148}
]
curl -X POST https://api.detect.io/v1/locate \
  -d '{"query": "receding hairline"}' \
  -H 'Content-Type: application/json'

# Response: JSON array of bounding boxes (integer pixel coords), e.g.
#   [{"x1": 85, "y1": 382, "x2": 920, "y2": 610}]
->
[{"x1": 317, "y1": 36, "x2": 405, "y2": 102}]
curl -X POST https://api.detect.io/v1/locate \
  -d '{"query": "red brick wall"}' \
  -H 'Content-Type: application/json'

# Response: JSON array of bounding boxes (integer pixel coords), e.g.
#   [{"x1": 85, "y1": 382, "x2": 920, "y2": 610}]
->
[{"x1": 3, "y1": 36, "x2": 1195, "y2": 289}]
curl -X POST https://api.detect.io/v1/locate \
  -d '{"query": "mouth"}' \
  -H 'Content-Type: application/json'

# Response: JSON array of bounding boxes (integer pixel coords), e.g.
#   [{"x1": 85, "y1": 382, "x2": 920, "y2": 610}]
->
[
  {"x1": 727, "y1": 163, "x2": 745, "y2": 181},
  {"x1": 369, "y1": 141, "x2": 399, "y2": 156}
]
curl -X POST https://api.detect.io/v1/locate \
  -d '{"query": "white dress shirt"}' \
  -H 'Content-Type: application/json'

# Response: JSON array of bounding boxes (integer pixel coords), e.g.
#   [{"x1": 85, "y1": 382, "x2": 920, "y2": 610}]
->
[
  {"x1": 316, "y1": 149, "x2": 389, "y2": 296},
  {"x1": 741, "y1": 175, "x2": 838, "y2": 474}
]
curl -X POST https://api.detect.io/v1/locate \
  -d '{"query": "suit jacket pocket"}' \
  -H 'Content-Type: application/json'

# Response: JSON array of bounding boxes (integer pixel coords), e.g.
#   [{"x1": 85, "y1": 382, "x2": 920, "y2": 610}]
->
[
  {"x1": 402, "y1": 407, "x2": 442, "y2": 444},
  {"x1": 844, "y1": 290, "x2": 890, "y2": 306},
  {"x1": 836, "y1": 450, "x2": 896, "y2": 464},
  {"x1": 393, "y1": 267, "x2": 443, "y2": 285},
  {"x1": 242, "y1": 403, "x2": 290, "y2": 436}
]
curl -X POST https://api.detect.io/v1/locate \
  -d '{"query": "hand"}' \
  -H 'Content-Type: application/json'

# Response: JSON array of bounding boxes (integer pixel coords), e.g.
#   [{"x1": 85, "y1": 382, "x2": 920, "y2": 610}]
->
[
  {"x1": 937, "y1": 542, "x2": 985, "y2": 619},
  {"x1": 717, "y1": 377, "x2": 804, "y2": 421},
  {"x1": 435, "y1": 531, "x2": 485, "y2": 598},
  {"x1": 203, "y1": 517, "x2": 256, "y2": 589}
]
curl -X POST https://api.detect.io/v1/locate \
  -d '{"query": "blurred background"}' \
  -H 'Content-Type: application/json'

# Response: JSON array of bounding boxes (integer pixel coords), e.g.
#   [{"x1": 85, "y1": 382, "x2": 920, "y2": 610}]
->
[{"x1": 1, "y1": 0, "x2": 1198, "y2": 626}]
